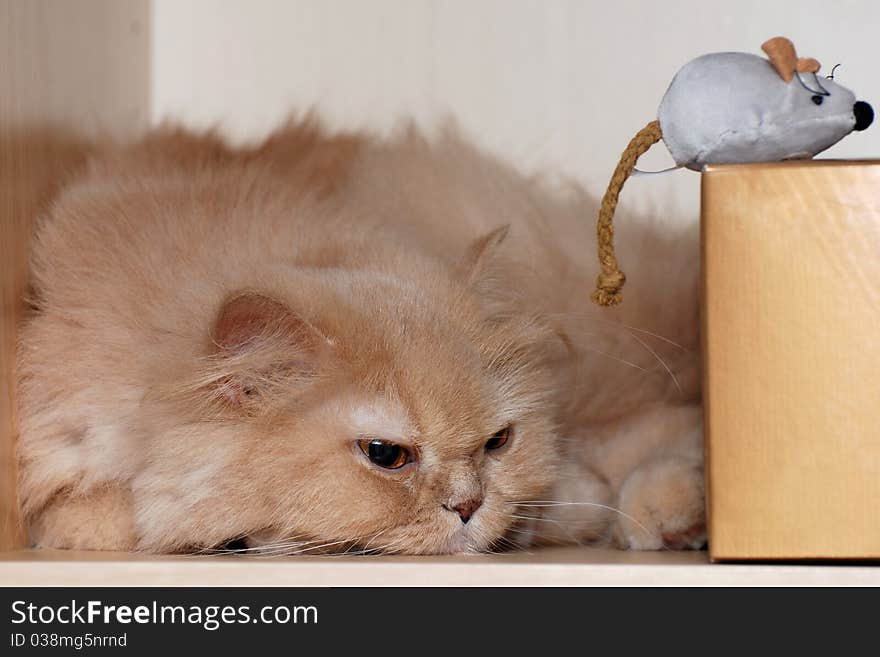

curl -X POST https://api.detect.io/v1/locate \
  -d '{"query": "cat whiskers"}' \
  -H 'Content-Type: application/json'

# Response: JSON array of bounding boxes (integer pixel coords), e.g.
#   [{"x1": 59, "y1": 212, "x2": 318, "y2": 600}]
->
[
  {"x1": 546, "y1": 312, "x2": 688, "y2": 392},
  {"x1": 486, "y1": 534, "x2": 529, "y2": 555},
  {"x1": 546, "y1": 311, "x2": 690, "y2": 353},
  {"x1": 587, "y1": 316, "x2": 689, "y2": 353},
  {"x1": 623, "y1": 329, "x2": 682, "y2": 395},
  {"x1": 197, "y1": 529, "x2": 393, "y2": 557},
  {"x1": 576, "y1": 346, "x2": 649, "y2": 373},
  {"x1": 510, "y1": 500, "x2": 655, "y2": 544},
  {"x1": 502, "y1": 508, "x2": 603, "y2": 546}
]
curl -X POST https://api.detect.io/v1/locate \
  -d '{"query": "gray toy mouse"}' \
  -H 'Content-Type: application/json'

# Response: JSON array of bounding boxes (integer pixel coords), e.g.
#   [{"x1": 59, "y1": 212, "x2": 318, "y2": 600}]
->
[{"x1": 592, "y1": 36, "x2": 873, "y2": 306}]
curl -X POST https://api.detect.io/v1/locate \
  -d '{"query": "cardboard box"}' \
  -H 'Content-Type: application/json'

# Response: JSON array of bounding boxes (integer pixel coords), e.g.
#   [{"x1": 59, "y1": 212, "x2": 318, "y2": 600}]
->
[{"x1": 702, "y1": 160, "x2": 880, "y2": 560}]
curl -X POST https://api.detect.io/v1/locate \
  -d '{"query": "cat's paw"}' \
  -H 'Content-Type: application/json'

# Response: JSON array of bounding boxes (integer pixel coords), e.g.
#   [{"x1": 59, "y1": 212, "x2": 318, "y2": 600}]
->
[
  {"x1": 29, "y1": 486, "x2": 137, "y2": 551},
  {"x1": 612, "y1": 457, "x2": 705, "y2": 551}
]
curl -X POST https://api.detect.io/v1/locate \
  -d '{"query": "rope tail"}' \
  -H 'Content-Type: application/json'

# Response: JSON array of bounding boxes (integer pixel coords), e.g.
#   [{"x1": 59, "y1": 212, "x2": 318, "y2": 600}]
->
[{"x1": 591, "y1": 119, "x2": 663, "y2": 306}]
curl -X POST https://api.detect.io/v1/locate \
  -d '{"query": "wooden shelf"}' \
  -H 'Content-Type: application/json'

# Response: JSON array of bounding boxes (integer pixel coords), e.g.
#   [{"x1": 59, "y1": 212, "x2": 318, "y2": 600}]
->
[{"x1": 2, "y1": 548, "x2": 878, "y2": 586}]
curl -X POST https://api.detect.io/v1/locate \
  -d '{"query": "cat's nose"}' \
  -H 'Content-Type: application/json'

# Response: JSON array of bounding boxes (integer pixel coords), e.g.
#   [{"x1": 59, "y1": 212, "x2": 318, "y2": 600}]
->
[{"x1": 444, "y1": 498, "x2": 483, "y2": 524}]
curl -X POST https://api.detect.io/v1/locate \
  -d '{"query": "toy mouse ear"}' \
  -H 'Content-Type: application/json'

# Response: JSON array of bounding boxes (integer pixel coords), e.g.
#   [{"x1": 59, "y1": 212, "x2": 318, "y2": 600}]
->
[
  {"x1": 796, "y1": 57, "x2": 821, "y2": 74},
  {"x1": 762, "y1": 36, "x2": 797, "y2": 82}
]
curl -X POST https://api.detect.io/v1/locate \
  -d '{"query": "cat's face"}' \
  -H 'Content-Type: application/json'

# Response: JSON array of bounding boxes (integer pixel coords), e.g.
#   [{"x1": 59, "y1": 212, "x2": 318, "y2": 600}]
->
[{"x1": 138, "y1": 240, "x2": 563, "y2": 554}]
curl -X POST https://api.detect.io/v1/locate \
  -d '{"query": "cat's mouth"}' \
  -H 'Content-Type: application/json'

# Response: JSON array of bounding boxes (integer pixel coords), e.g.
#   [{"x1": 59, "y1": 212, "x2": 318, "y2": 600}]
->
[{"x1": 439, "y1": 530, "x2": 475, "y2": 555}]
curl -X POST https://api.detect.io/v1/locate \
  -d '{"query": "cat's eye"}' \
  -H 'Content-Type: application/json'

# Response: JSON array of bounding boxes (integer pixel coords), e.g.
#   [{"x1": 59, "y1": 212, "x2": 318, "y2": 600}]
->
[
  {"x1": 812, "y1": 95, "x2": 824, "y2": 106},
  {"x1": 358, "y1": 439, "x2": 412, "y2": 470},
  {"x1": 485, "y1": 426, "x2": 512, "y2": 451}
]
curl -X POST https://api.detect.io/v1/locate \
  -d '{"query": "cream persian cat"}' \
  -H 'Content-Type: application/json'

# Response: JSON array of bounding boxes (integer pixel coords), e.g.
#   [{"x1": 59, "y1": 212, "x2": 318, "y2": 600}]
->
[{"x1": 17, "y1": 121, "x2": 703, "y2": 554}]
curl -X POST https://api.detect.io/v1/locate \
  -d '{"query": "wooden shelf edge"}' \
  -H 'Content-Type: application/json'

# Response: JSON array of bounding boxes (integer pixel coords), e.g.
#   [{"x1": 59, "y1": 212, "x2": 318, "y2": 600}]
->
[{"x1": 2, "y1": 548, "x2": 878, "y2": 586}]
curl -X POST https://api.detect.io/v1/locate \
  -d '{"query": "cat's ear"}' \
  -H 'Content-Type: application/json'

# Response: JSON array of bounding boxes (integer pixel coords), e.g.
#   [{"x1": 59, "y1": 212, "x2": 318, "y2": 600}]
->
[
  {"x1": 210, "y1": 292, "x2": 331, "y2": 410},
  {"x1": 457, "y1": 224, "x2": 510, "y2": 284}
]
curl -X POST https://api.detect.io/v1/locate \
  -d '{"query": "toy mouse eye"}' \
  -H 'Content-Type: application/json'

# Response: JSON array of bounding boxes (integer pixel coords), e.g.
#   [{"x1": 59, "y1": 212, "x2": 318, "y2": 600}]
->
[
  {"x1": 812, "y1": 95, "x2": 824, "y2": 106},
  {"x1": 358, "y1": 439, "x2": 412, "y2": 470},
  {"x1": 485, "y1": 425, "x2": 512, "y2": 451}
]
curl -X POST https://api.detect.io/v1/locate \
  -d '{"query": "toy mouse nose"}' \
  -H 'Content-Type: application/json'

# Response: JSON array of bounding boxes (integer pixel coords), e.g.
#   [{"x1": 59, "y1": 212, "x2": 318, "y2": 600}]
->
[{"x1": 854, "y1": 101, "x2": 873, "y2": 131}]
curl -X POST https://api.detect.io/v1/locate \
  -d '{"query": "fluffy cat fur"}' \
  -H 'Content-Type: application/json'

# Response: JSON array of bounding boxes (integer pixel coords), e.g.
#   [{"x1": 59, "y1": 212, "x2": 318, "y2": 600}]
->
[{"x1": 17, "y1": 120, "x2": 703, "y2": 554}]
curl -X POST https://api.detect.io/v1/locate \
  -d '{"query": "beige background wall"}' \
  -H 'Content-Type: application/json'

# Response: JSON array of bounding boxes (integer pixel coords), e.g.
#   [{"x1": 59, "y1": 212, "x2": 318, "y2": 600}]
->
[{"x1": 151, "y1": 0, "x2": 880, "y2": 220}]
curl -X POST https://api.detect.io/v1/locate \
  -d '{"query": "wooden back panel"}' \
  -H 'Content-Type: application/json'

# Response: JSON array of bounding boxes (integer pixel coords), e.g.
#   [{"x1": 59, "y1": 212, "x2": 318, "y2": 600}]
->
[{"x1": 0, "y1": 0, "x2": 149, "y2": 550}]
